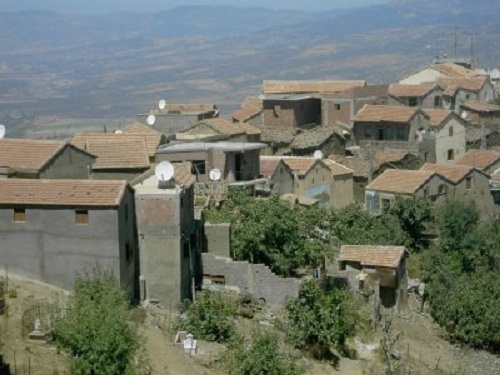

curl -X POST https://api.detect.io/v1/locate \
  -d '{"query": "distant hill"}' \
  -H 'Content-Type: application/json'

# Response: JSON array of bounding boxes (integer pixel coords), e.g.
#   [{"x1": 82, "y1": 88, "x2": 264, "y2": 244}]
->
[{"x1": 0, "y1": 1, "x2": 499, "y2": 132}]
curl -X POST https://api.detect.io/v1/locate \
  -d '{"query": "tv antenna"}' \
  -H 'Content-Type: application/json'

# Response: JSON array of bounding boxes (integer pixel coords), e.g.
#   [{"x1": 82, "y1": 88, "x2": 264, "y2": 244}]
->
[
  {"x1": 209, "y1": 168, "x2": 221, "y2": 181},
  {"x1": 0, "y1": 125, "x2": 5, "y2": 139},
  {"x1": 146, "y1": 114, "x2": 156, "y2": 126},
  {"x1": 159, "y1": 99, "x2": 166, "y2": 110},
  {"x1": 313, "y1": 150, "x2": 324, "y2": 160}
]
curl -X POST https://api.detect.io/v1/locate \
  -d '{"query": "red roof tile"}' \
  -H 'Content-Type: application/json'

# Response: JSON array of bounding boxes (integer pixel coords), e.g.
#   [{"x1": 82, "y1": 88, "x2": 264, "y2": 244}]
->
[
  {"x1": 353, "y1": 105, "x2": 420, "y2": 123},
  {"x1": 366, "y1": 169, "x2": 436, "y2": 194},
  {"x1": 232, "y1": 106, "x2": 262, "y2": 122},
  {"x1": 321, "y1": 159, "x2": 353, "y2": 176},
  {"x1": 420, "y1": 163, "x2": 474, "y2": 183},
  {"x1": 422, "y1": 109, "x2": 454, "y2": 128},
  {"x1": 461, "y1": 100, "x2": 500, "y2": 113},
  {"x1": 263, "y1": 80, "x2": 366, "y2": 94},
  {"x1": 0, "y1": 139, "x2": 66, "y2": 171},
  {"x1": 340, "y1": 245, "x2": 406, "y2": 268},
  {"x1": 456, "y1": 149, "x2": 500, "y2": 170},
  {"x1": 260, "y1": 158, "x2": 283, "y2": 178},
  {"x1": 388, "y1": 84, "x2": 436, "y2": 98}
]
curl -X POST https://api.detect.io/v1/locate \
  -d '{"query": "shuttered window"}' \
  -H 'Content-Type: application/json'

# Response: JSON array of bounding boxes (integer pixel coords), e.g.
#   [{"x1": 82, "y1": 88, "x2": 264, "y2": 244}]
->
[
  {"x1": 75, "y1": 210, "x2": 89, "y2": 225},
  {"x1": 13, "y1": 208, "x2": 26, "y2": 223}
]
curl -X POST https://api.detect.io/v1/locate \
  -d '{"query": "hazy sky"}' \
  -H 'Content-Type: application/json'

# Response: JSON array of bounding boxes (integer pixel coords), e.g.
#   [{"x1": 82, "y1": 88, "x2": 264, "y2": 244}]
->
[{"x1": 0, "y1": 0, "x2": 386, "y2": 14}]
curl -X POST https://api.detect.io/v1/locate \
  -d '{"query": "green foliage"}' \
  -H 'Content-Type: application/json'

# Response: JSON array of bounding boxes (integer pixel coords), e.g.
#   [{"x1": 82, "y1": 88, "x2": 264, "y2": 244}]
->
[
  {"x1": 424, "y1": 200, "x2": 500, "y2": 351},
  {"x1": 225, "y1": 330, "x2": 300, "y2": 375},
  {"x1": 174, "y1": 291, "x2": 237, "y2": 343},
  {"x1": 53, "y1": 267, "x2": 142, "y2": 375},
  {"x1": 285, "y1": 281, "x2": 360, "y2": 358}
]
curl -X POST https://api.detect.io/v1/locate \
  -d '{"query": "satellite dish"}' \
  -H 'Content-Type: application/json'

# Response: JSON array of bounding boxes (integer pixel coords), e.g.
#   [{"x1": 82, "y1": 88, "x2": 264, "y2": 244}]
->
[
  {"x1": 114, "y1": 129, "x2": 123, "y2": 134},
  {"x1": 155, "y1": 161, "x2": 175, "y2": 182},
  {"x1": 209, "y1": 168, "x2": 221, "y2": 181},
  {"x1": 461, "y1": 111, "x2": 468, "y2": 119},
  {"x1": 147, "y1": 114, "x2": 156, "y2": 126},
  {"x1": 0, "y1": 125, "x2": 5, "y2": 139},
  {"x1": 159, "y1": 99, "x2": 166, "y2": 110},
  {"x1": 313, "y1": 150, "x2": 324, "y2": 160}
]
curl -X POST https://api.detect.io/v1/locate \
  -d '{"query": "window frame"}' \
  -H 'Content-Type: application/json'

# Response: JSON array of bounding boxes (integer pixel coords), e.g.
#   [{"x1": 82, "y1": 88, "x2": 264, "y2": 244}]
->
[
  {"x1": 13, "y1": 208, "x2": 26, "y2": 223},
  {"x1": 75, "y1": 209, "x2": 89, "y2": 225}
]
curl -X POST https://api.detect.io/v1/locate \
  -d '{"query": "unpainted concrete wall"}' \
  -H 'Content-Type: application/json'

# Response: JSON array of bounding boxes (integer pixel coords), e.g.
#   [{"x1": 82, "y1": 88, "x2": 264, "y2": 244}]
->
[
  {"x1": 40, "y1": 146, "x2": 94, "y2": 180},
  {"x1": 204, "y1": 222, "x2": 231, "y2": 258}
]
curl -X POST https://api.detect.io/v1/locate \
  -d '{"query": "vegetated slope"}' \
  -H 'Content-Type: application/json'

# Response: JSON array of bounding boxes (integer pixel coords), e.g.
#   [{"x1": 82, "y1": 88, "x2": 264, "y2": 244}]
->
[{"x1": 0, "y1": 1, "x2": 499, "y2": 123}]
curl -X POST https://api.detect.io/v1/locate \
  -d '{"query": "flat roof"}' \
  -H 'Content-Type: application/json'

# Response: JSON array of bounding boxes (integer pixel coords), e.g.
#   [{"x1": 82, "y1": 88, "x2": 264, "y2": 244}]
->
[{"x1": 156, "y1": 142, "x2": 266, "y2": 154}]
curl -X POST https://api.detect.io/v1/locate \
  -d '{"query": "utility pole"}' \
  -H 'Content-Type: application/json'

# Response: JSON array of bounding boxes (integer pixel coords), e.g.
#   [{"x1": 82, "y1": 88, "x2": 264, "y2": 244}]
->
[{"x1": 454, "y1": 27, "x2": 458, "y2": 59}]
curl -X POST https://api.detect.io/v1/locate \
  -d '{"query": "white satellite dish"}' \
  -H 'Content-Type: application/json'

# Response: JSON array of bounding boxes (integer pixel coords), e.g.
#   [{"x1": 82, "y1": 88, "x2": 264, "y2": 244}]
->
[
  {"x1": 155, "y1": 161, "x2": 175, "y2": 182},
  {"x1": 159, "y1": 99, "x2": 166, "y2": 110},
  {"x1": 0, "y1": 125, "x2": 5, "y2": 139},
  {"x1": 313, "y1": 150, "x2": 324, "y2": 160},
  {"x1": 209, "y1": 168, "x2": 221, "y2": 181},
  {"x1": 147, "y1": 114, "x2": 156, "y2": 126},
  {"x1": 461, "y1": 111, "x2": 468, "y2": 119},
  {"x1": 114, "y1": 129, "x2": 123, "y2": 134}
]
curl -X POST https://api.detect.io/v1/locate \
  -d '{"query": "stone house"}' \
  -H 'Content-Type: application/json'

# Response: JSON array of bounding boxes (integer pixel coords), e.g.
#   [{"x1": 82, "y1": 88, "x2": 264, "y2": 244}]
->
[
  {"x1": 132, "y1": 164, "x2": 200, "y2": 306},
  {"x1": 438, "y1": 77, "x2": 495, "y2": 113},
  {"x1": 352, "y1": 104, "x2": 430, "y2": 155},
  {"x1": 155, "y1": 142, "x2": 266, "y2": 184},
  {"x1": 262, "y1": 94, "x2": 321, "y2": 129},
  {"x1": 338, "y1": 245, "x2": 407, "y2": 311},
  {"x1": 0, "y1": 139, "x2": 95, "y2": 179},
  {"x1": 456, "y1": 149, "x2": 500, "y2": 175},
  {"x1": 257, "y1": 157, "x2": 294, "y2": 197},
  {"x1": 398, "y1": 63, "x2": 481, "y2": 85},
  {"x1": 322, "y1": 159, "x2": 354, "y2": 209},
  {"x1": 260, "y1": 127, "x2": 298, "y2": 155},
  {"x1": 460, "y1": 101, "x2": 500, "y2": 147},
  {"x1": 365, "y1": 169, "x2": 452, "y2": 215},
  {"x1": 388, "y1": 84, "x2": 443, "y2": 109},
  {"x1": 290, "y1": 126, "x2": 346, "y2": 157},
  {"x1": 137, "y1": 103, "x2": 219, "y2": 136},
  {"x1": 176, "y1": 117, "x2": 261, "y2": 143},
  {"x1": 420, "y1": 163, "x2": 494, "y2": 219},
  {"x1": 0, "y1": 179, "x2": 138, "y2": 300},
  {"x1": 423, "y1": 109, "x2": 466, "y2": 164},
  {"x1": 466, "y1": 127, "x2": 500, "y2": 150},
  {"x1": 72, "y1": 133, "x2": 151, "y2": 181}
]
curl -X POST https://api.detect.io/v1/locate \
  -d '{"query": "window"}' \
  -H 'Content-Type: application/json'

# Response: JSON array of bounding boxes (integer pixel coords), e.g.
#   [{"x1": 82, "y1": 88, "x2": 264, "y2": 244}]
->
[
  {"x1": 434, "y1": 96, "x2": 440, "y2": 108},
  {"x1": 191, "y1": 160, "x2": 206, "y2": 175},
  {"x1": 447, "y1": 149, "x2": 455, "y2": 161},
  {"x1": 75, "y1": 210, "x2": 88, "y2": 225},
  {"x1": 465, "y1": 94, "x2": 470, "y2": 100},
  {"x1": 13, "y1": 208, "x2": 26, "y2": 223},
  {"x1": 423, "y1": 186, "x2": 430, "y2": 197},
  {"x1": 466, "y1": 177, "x2": 472, "y2": 190},
  {"x1": 364, "y1": 127, "x2": 372, "y2": 138},
  {"x1": 438, "y1": 184, "x2": 448, "y2": 195},
  {"x1": 387, "y1": 127, "x2": 393, "y2": 139},
  {"x1": 408, "y1": 97, "x2": 417, "y2": 106},
  {"x1": 204, "y1": 274, "x2": 225, "y2": 286},
  {"x1": 397, "y1": 127, "x2": 405, "y2": 140},
  {"x1": 334, "y1": 103, "x2": 341, "y2": 110},
  {"x1": 449, "y1": 126, "x2": 454, "y2": 137},
  {"x1": 124, "y1": 204, "x2": 128, "y2": 221},
  {"x1": 125, "y1": 243, "x2": 132, "y2": 262}
]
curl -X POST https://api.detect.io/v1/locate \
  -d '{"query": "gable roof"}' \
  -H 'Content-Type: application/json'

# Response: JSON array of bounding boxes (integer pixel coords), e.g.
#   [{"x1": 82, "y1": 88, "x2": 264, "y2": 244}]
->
[
  {"x1": 122, "y1": 122, "x2": 162, "y2": 135},
  {"x1": 353, "y1": 105, "x2": 420, "y2": 123},
  {"x1": 0, "y1": 179, "x2": 128, "y2": 207},
  {"x1": 72, "y1": 132, "x2": 161, "y2": 158},
  {"x1": 375, "y1": 150, "x2": 409, "y2": 164},
  {"x1": 388, "y1": 84, "x2": 436, "y2": 98},
  {"x1": 260, "y1": 158, "x2": 287, "y2": 178},
  {"x1": 196, "y1": 118, "x2": 246, "y2": 135},
  {"x1": 420, "y1": 163, "x2": 475, "y2": 183},
  {"x1": 456, "y1": 149, "x2": 500, "y2": 170},
  {"x1": 461, "y1": 100, "x2": 500, "y2": 114},
  {"x1": 491, "y1": 168, "x2": 500, "y2": 182},
  {"x1": 432, "y1": 63, "x2": 478, "y2": 78},
  {"x1": 366, "y1": 169, "x2": 437, "y2": 194},
  {"x1": 291, "y1": 126, "x2": 344, "y2": 151},
  {"x1": 322, "y1": 159, "x2": 353, "y2": 176},
  {"x1": 339, "y1": 245, "x2": 406, "y2": 268},
  {"x1": 232, "y1": 106, "x2": 262, "y2": 123},
  {"x1": 261, "y1": 127, "x2": 298, "y2": 144},
  {"x1": 263, "y1": 80, "x2": 366, "y2": 94},
  {"x1": 437, "y1": 77, "x2": 488, "y2": 93},
  {"x1": 131, "y1": 162, "x2": 196, "y2": 188},
  {"x1": 0, "y1": 139, "x2": 93, "y2": 172},
  {"x1": 281, "y1": 158, "x2": 317, "y2": 176},
  {"x1": 422, "y1": 109, "x2": 455, "y2": 128}
]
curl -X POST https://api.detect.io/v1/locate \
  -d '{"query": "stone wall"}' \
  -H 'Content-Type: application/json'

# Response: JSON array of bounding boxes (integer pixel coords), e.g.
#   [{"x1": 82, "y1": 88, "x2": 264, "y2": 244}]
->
[{"x1": 202, "y1": 253, "x2": 299, "y2": 306}]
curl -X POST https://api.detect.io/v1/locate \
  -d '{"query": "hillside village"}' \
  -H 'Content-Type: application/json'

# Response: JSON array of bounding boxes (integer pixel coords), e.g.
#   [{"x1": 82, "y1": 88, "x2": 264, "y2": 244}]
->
[{"x1": 1, "y1": 58, "x2": 500, "y2": 373}]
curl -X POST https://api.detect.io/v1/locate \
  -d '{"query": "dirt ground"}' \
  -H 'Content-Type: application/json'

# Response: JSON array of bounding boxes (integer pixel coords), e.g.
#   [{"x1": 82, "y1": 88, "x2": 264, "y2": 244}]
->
[{"x1": 1, "y1": 275, "x2": 499, "y2": 375}]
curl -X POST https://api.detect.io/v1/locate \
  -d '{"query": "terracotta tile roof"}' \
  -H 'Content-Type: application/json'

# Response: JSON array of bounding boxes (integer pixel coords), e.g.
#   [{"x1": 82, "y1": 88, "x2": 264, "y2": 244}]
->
[
  {"x1": 242, "y1": 96, "x2": 263, "y2": 110},
  {"x1": 263, "y1": 80, "x2": 366, "y2": 94},
  {"x1": 0, "y1": 139, "x2": 66, "y2": 171},
  {"x1": 322, "y1": 159, "x2": 353, "y2": 176},
  {"x1": 328, "y1": 155, "x2": 371, "y2": 178},
  {"x1": 291, "y1": 126, "x2": 342, "y2": 151},
  {"x1": 353, "y1": 105, "x2": 420, "y2": 123},
  {"x1": 437, "y1": 77, "x2": 488, "y2": 93},
  {"x1": 261, "y1": 127, "x2": 298, "y2": 144},
  {"x1": 77, "y1": 138, "x2": 150, "y2": 170},
  {"x1": 375, "y1": 150, "x2": 409, "y2": 164},
  {"x1": 198, "y1": 118, "x2": 246, "y2": 135},
  {"x1": 340, "y1": 245, "x2": 406, "y2": 268},
  {"x1": 281, "y1": 157, "x2": 316, "y2": 176},
  {"x1": 456, "y1": 149, "x2": 500, "y2": 170},
  {"x1": 72, "y1": 132, "x2": 161, "y2": 158},
  {"x1": 432, "y1": 63, "x2": 478, "y2": 78},
  {"x1": 130, "y1": 162, "x2": 196, "y2": 187},
  {"x1": 366, "y1": 169, "x2": 436, "y2": 194},
  {"x1": 164, "y1": 103, "x2": 217, "y2": 112},
  {"x1": 260, "y1": 158, "x2": 284, "y2": 177},
  {"x1": 443, "y1": 85, "x2": 459, "y2": 96},
  {"x1": 461, "y1": 100, "x2": 500, "y2": 114},
  {"x1": 232, "y1": 106, "x2": 262, "y2": 122},
  {"x1": 422, "y1": 109, "x2": 453, "y2": 128},
  {"x1": 491, "y1": 168, "x2": 500, "y2": 181},
  {"x1": 122, "y1": 122, "x2": 163, "y2": 135},
  {"x1": 388, "y1": 84, "x2": 436, "y2": 98},
  {"x1": 0, "y1": 179, "x2": 127, "y2": 207},
  {"x1": 420, "y1": 163, "x2": 473, "y2": 183}
]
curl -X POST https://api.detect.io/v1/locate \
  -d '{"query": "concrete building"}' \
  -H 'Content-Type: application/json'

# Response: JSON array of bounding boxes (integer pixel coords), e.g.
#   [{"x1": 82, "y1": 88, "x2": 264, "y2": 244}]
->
[
  {"x1": 338, "y1": 245, "x2": 407, "y2": 311},
  {"x1": 322, "y1": 159, "x2": 354, "y2": 209},
  {"x1": 137, "y1": 103, "x2": 218, "y2": 136},
  {"x1": 423, "y1": 109, "x2": 466, "y2": 164},
  {"x1": 176, "y1": 117, "x2": 261, "y2": 143},
  {"x1": 262, "y1": 94, "x2": 321, "y2": 129},
  {"x1": 438, "y1": 77, "x2": 495, "y2": 113},
  {"x1": 232, "y1": 106, "x2": 262, "y2": 126},
  {"x1": 72, "y1": 133, "x2": 152, "y2": 181},
  {"x1": 456, "y1": 149, "x2": 500, "y2": 175},
  {"x1": 365, "y1": 169, "x2": 452, "y2": 215},
  {"x1": 388, "y1": 84, "x2": 443, "y2": 109},
  {"x1": 156, "y1": 142, "x2": 266, "y2": 184},
  {"x1": 0, "y1": 179, "x2": 137, "y2": 299},
  {"x1": 0, "y1": 139, "x2": 95, "y2": 179},
  {"x1": 459, "y1": 100, "x2": 500, "y2": 139},
  {"x1": 132, "y1": 165, "x2": 199, "y2": 306},
  {"x1": 257, "y1": 158, "x2": 294, "y2": 197},
  {"x1": 290, "y1": 126, "x2": 346, "y2": 157}
]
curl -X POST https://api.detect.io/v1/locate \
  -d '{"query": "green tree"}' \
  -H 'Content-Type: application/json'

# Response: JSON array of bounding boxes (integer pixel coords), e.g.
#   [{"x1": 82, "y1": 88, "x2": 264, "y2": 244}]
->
[
  {"x1": 174, "y1": 291, "x2": 236, "y2": 343},
  {"x1": 53, "y1": 267, "x2": 143, "y2": 374},
  {"x1": 285, "y1": 281, "x2": 360, "y2": 358}
]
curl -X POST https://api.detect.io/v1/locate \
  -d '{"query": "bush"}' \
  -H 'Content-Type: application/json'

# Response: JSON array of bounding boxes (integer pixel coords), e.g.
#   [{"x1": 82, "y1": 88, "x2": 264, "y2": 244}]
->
[
  {"x1": 174, "y1": 291, "x2": 237, "y2": 343},
  {"x1": 53, "y1": 266, "x2": 143, "y2": 374}
]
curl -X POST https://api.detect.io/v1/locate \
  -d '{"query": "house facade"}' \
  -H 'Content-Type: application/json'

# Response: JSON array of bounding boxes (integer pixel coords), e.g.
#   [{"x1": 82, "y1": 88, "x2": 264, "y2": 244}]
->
[
  {"x1": 398, "y1": 63, "x2": 480, "y2": 85},
  {"x1": 388, "y1": 84, "x2": 443, "y2": 109},
  {"x1": 438, "y1": 77, "x2": 495, "y2": 113},
  {"x1": 257, "y1": 158, "x2": 294, "y2": 197},
  {"x1": 262, "y1": 95, "x2": 321, "y2": 129},
  {"x1": 0, "y1": 179, "x2": 137, "y2": 299}
]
